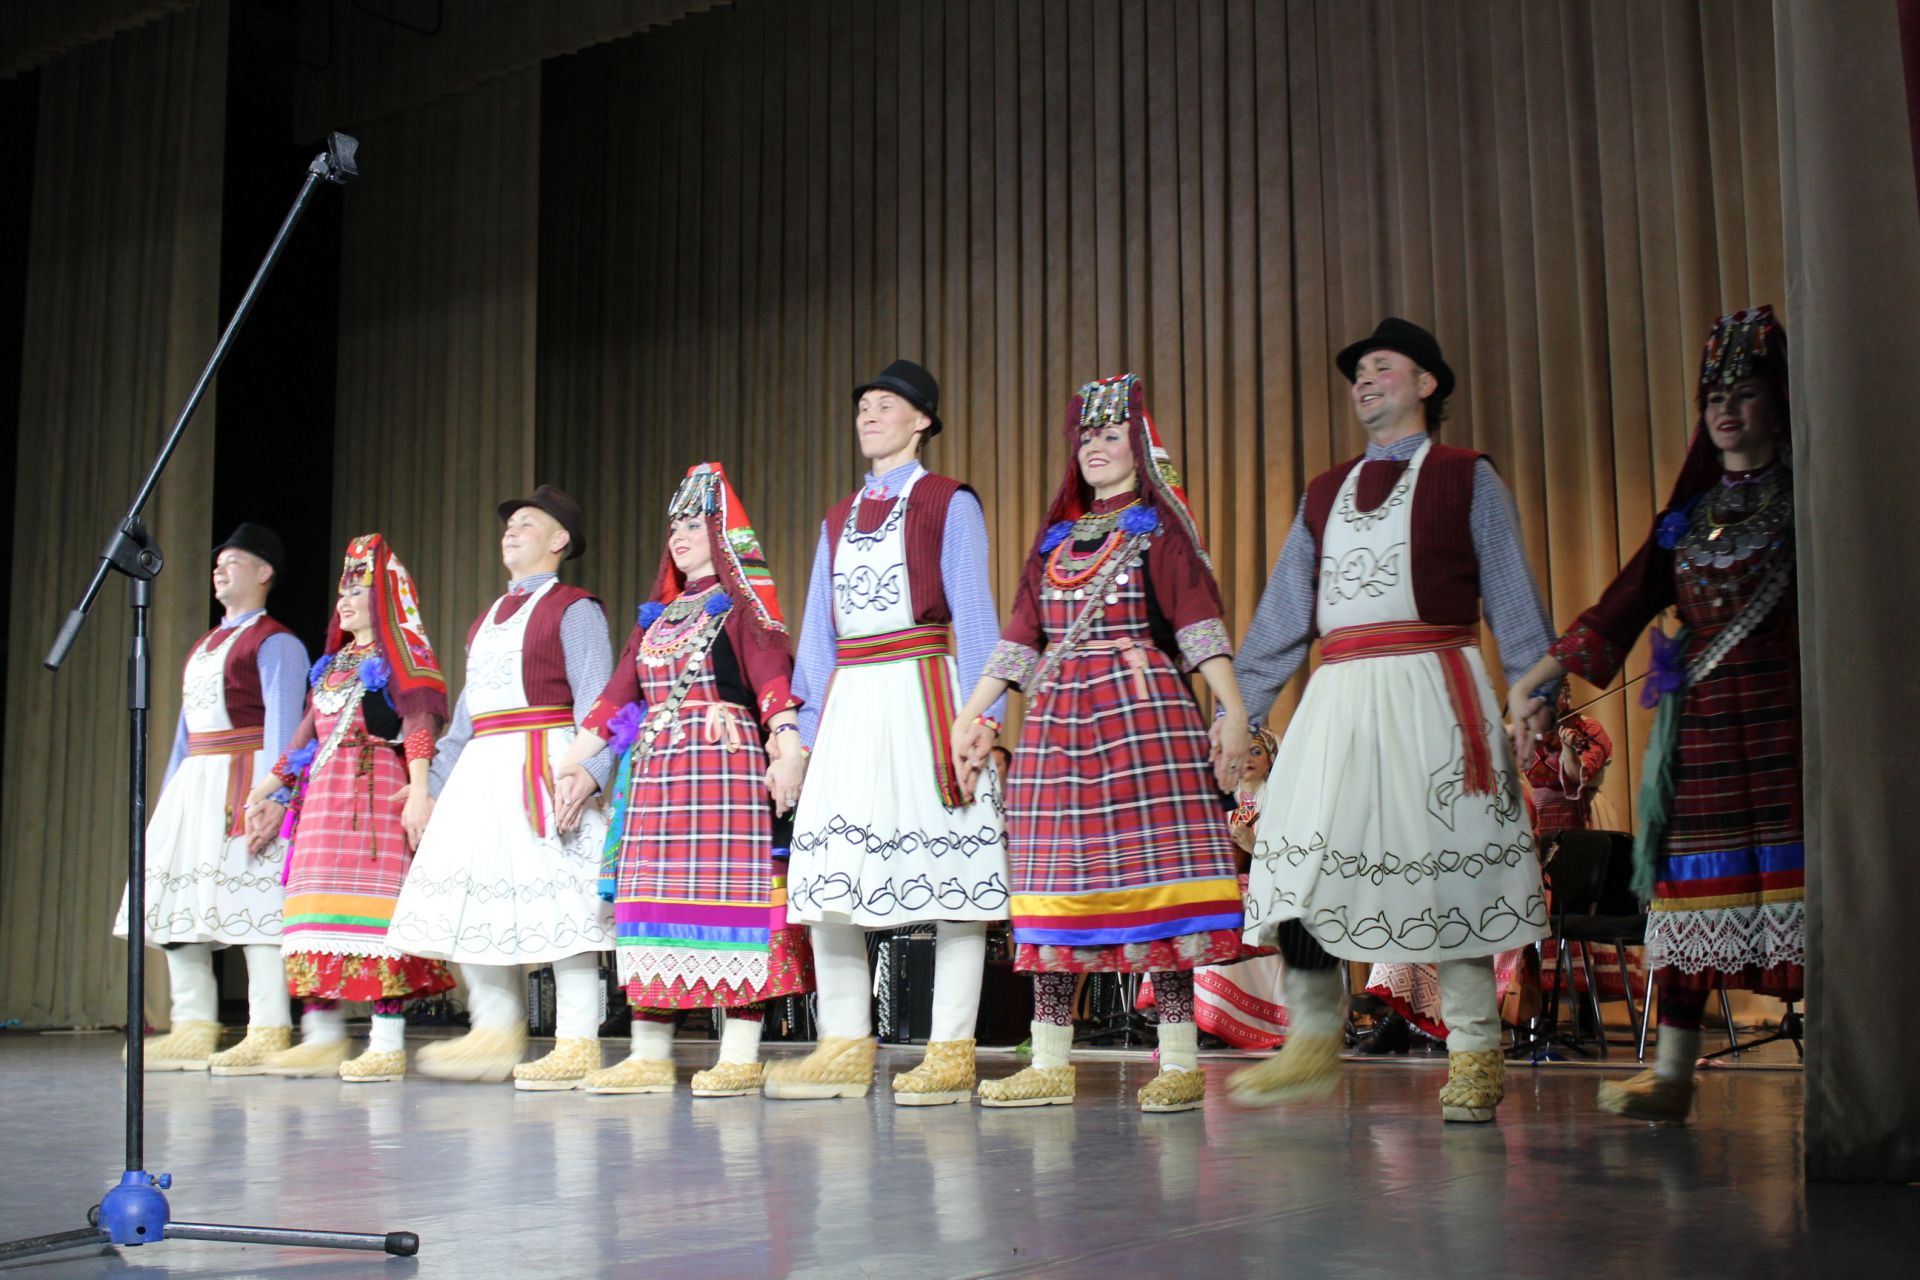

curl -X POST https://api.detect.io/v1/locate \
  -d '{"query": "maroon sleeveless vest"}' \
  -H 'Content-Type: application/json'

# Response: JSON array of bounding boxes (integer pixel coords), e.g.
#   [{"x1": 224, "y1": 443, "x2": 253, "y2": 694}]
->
[
  {"x1": 1301, "y1": 443, "x2": 1485, "y2": 627},
  {"x1": 464, "y1": 583, "x2": 602, "y2": 707},
  {"x1": 825, "y1": 473, "x2": 970, "y2": 625}
]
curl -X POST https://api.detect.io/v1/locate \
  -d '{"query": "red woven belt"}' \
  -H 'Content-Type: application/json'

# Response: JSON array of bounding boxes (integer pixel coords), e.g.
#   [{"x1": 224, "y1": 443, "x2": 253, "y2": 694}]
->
[{"x1": 1321, "y1": 622, "x2": 1497, "y2": 796}]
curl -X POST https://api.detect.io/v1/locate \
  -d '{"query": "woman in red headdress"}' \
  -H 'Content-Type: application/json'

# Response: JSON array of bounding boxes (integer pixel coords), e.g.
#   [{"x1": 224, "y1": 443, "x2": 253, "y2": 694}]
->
[
  {"x1": 554, "y1": 462, "x2": 813, "y2": 1096},
  {"x1": 245, "y1": 533, "x2": 455, "y2": 1083},
  {"x1": 1510, "y1": 306, "x2": 1802, "y2": 1123},
  {"x1": 952, "y1": 373, "x2": 1251, "y2": 1113}
]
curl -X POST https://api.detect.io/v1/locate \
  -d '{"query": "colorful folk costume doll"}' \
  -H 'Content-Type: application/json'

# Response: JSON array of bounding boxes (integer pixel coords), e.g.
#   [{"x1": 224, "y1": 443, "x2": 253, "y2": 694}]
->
[
  {"x1": 390, "y1": 485, "x2": 618, "y2": 1089},
  {"x1": 1231, "y1": 318, "x2": 1555, "y2": 1122},
  {"x1": 248, "y1": 534, "x2": 454, "y2": 1082},
  {"x1": 557, "y1": 463, "x2": 813, "y2": 1096},
  {"x1": 954, "y1": 373, "x2": 1251, "y2": 1113},
  {"x1": 1511, "y1": 306, "x2": 1803, "y2": 1124},
  {"x1": 114, "y1": 524, "x2": 309, "y2": 1073},
  {"x1": 1196, "y1": 726, "x2": 1291, "y2": 1050},
  {"x1": 765, "y1": 360, "x2": 1011, "y2": 1105}
]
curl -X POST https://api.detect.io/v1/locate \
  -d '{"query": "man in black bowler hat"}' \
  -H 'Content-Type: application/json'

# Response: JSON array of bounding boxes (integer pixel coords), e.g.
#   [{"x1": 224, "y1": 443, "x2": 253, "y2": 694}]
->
[
  {"x1": 392, "y1": 483, "x2": 618, "y2": 1090},
  {"x1": 1227, "y1": 317, "x2": 1557, "y2": 1124},
  {"x1": 765, "y1": 358, "x2": 1012, "y2": 1106},
  {"x1": 112, "y1": 523, "x2": 311, "y2": 1075}
]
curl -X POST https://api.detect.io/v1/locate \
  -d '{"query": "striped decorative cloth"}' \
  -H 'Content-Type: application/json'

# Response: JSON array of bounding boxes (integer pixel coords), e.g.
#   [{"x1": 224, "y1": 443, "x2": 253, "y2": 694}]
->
[
  {"x1": 472, "y1": 704, "x2": 574, "y2": 835},
  {"x1": 835, "y1": 624, "x2": 963, "y2": 807},
  {"x1": 1322, "y1": 620, "x2": 1496, "y2": 795},
  {"x1": 186, "y1": 726, "x2": 264, "y2": 836}
]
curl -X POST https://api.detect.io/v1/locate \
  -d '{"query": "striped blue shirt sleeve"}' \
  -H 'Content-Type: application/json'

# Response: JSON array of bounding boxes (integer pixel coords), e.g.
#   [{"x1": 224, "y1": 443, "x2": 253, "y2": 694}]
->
[
  {"x1": 940, "y1": 490, "x2": 1007, "y2": 726},
  {"x1": 790, "y1": 523, "x2": 836, "y2": 750},
  {"x1": 1231, "y1": 506, "x2": 1318, "y2": 727},
  {"x1": 256, "y1": 631, "x2": 311, "y2": 788},
  {"x1": 1469, "y1": 459, "x2": 1555, "y2": 688}
]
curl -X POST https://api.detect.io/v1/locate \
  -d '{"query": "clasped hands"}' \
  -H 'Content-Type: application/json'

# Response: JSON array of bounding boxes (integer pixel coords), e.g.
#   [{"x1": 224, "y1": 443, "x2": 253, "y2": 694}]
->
[
  {"x1": 547, "y1": 710, "x2": 810, "y2": 834},
  {"x1": 1503, "y1": 686, "x2": 1557, "y2": 771},
  {"x1": 951, "y1": 714, "x2": 1252, "y2": 799}
]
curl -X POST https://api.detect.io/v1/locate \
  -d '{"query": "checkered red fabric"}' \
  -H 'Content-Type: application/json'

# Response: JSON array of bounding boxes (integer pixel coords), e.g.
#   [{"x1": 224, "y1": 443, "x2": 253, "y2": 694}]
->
[
  {"x1": 612, "y1": 637, "x2": 813, "y2": 1008},
  {"x1": 281, "y1": 703, "x2": 451, "y2": 998},
  {"x1": 284, "y1": 708, "x2": 415, "y2": 904},
  {"x1": 618, "y1": 664, "x2": 775, "y2": 905},
  {"x1": 1655, "y1": 568, "x2": 1804, "y2": 998},
  {"x1": 1006, "y1": 566, "x2": 1240, "y2": 973}
]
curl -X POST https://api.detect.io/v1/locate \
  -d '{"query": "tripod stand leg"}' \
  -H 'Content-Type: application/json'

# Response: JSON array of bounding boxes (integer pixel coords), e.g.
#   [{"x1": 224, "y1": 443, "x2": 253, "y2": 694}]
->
[
  {"x1": 166, "y1": 1223, "x2": 419, "y2": 1256},
  {"x1": 0, "y1": 1227, "x2": 113, "y2": 1263}
]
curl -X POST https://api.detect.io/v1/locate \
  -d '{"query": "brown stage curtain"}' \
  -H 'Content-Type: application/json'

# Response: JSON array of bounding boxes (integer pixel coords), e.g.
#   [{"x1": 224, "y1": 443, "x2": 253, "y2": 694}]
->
[
  {"x1": 1778, "y1": 0, "x2": 1920, "y2": 1184},
  {"x1": 290, "y1": 0, "x2": 723, "y2": 139},
  {"x1": 328, "y1": 67, "x2": 544, "y2": 698},
  {"x1": 0, "y1": 0, "x2": 192, "y2": 81},
  {"x1": 0, "y1": 0, "x2": 227, "y2": 1028},
  {"x1": 535, "y1": 0, "x2": 1784, "y2": 797}
]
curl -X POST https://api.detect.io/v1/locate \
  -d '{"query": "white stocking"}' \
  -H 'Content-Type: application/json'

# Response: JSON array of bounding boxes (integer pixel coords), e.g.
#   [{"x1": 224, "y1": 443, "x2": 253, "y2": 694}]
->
[
  {"x1": 462, "y1": 963, "x2": 526, "y2": 1032},
  {"x1": 719, "y1": 1011, "x2": 764, "y2": 1065},
  {"x1": 166, "y1": 943, "x2": 218, "y2": 1025},
  {"x1": 810, "y1": 923, "x2": 873, "y2": 1039},
  {"x1": 929, "y1": 920, "x2": 986, "y2": 1042},
  {"x1": 1283, "y1": 967, "x2": 1348, "y2": 1039},
  {"x1": 552, "y1": 953, "x2": 605, "y2": 1041},
  {"x1": 243, "y1": 944, "x2": 290, "y2": 1028},
  {"x1": 1436, "y1": 956, "x2": 1499, "y2": 1053}
]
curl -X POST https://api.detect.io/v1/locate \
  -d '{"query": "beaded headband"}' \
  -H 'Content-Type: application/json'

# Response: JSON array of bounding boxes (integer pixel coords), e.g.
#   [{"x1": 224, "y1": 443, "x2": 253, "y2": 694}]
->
[
  {"x1": 1698, "y1": 305, "x2": 1788, "y2": 401},
  {"x1": 667, "y1": 469, "x2": 720, "y2": 522}
]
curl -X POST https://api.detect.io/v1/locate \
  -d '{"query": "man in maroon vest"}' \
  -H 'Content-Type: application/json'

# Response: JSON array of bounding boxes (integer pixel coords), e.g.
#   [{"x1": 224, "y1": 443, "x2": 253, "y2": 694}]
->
[
  {"x1": 1226, "y1": 318, "x2": 1556, "y2": 1123},
  {"x1": 115, "y1": 523, "x2": 310, "y2": 1074},
  {"x1": 764, "y1": 359, "x2": 1011, "y2": 1105},
  {"x1": 391, "y1": 484, "x2": 617, "y2": 1089}
]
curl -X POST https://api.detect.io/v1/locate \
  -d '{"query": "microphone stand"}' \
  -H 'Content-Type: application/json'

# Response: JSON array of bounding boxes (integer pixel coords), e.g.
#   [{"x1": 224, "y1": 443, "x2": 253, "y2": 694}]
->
[{"x1": 0, "y1": 133, "x2": 419, "y2": 1265}]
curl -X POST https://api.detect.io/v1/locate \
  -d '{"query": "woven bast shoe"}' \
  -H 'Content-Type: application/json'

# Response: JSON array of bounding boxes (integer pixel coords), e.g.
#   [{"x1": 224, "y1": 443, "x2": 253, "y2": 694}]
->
[
  {"x1": 413, "y1": 1026, "x2": 527, "y2": 1083},
  {"x1": 262, "y1": 1036, "x2": 351, "y2": 1078},
  {"x1": 582, "y1": 1057, "x2": 676, "y2": 1095},
  {"x1": 1226, "y1": 1033, "x2": 1342, "y2": 1106},
  {"x1": 977, "y1": 1065, "x2": 1076, "y2": 1108},
  {"x1": 891, "y1": 1039, "x2": 976, "y2": 1106},
  {"x1": 1597, "y1": 1070, "x2": 1696, "y2": 1125},
  {"x1": 208, "y1": 1024, "x2": 292, "y2": 1077},
  {"x1": 1438, "y1": 1049, "x2": 1505, "y2": 1122},
  {"x1": 762, "y1": 1036, "x2": 877, "y2": 1101},
  {"x1": 513, "y1": 1038, "x2": 602, "y2": 1092},
  {"x1": 339, "y1": 1047, "x2": 407, "y2": 1084},
  {"x1": 135, "y1": 1021, "x2": 224, "y2": 1072},
  {"x1": 1138, "y1": 1067, "x2": 1206, "y2": 1113},
  {"x1": 690, "y1": 1060, "x2": 766, "y2": 1097}
]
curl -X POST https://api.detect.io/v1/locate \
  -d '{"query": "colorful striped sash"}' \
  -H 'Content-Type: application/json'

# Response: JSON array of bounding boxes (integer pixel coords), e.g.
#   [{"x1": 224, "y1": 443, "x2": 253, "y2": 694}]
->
[
  {"x1": 188, "y1": 727, "x2": 264, "y2": 837},
  {"x1": 473, "y1": 705, "x2": 575, "y2": 836},
  {"x1": 835, "y1": 624, "x2": 965, "y2": 807},
  {"x1": 1321, "y1": 621, "x2": 1497, "y2": 796}
]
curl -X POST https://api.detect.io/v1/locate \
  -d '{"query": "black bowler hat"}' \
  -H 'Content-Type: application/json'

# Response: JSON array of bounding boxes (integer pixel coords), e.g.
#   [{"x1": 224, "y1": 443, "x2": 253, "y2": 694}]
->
[
  {"x1": 497, "y1": 483, "x2": 588, "y2": 561},
  {"x1": 854, "y1": 359, "x2": 943, "y2": 437},
  {"x1": 1336, "y1": 317, "x2": 1456, "y2": 402},
  {"x1": 212, "y1": 523, "x2": 286, "y2": 577}
]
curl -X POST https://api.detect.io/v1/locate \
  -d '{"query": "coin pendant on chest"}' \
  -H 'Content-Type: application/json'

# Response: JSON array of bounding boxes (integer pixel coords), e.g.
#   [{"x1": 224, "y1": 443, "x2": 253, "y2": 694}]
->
[
  {"x1": 1116, "y1": 574, "x2": 1129, "y2": 585},
  {"x1": 1075, "y1": 589, "x2": 1086, "y2": 601}
]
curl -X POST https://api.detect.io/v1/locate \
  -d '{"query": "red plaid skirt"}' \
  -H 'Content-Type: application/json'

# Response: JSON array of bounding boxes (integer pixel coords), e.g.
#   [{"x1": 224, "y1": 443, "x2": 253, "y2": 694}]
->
[
  {"x1": 1007, "y1": 579, "x2": 1240, "y2": 974},
  {"x1": 613, "y1": 662, "x2": 812, "y2": 1009},
  {"x1": 281, "y1": 706, "x2": 450, "y2": 999},
  {"x1": 1652, "y1": 575, "x2": 1803, "y2": 997}
]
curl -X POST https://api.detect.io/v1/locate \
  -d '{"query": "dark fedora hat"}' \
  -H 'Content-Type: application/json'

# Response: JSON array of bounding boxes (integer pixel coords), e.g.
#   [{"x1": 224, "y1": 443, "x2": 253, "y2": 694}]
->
[
  {"x1": 212, "y1": 523, "x2": 286, "y2": 577},
  {"x1": 497, "y1": 483, "x2": 587, "y2": 560},
  {"x1": 854, "y1": 359, "x2": 942, "y2": 437},
  {"x1": 1336, "y1": 317, "x2": 1456, "y2": 401}
]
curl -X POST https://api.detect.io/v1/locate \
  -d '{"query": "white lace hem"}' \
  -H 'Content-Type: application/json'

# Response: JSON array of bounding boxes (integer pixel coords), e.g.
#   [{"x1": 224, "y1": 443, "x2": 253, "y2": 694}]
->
[{"x1": 1646, "y1": 899, "x2": 1804, "y2": 975}]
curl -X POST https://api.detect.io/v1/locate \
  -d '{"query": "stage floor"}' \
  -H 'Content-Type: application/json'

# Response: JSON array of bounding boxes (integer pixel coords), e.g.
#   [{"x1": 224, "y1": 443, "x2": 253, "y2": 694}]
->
[{"x1": 0, "y1": 1033, "x2": 1909, "y2": 1278}]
